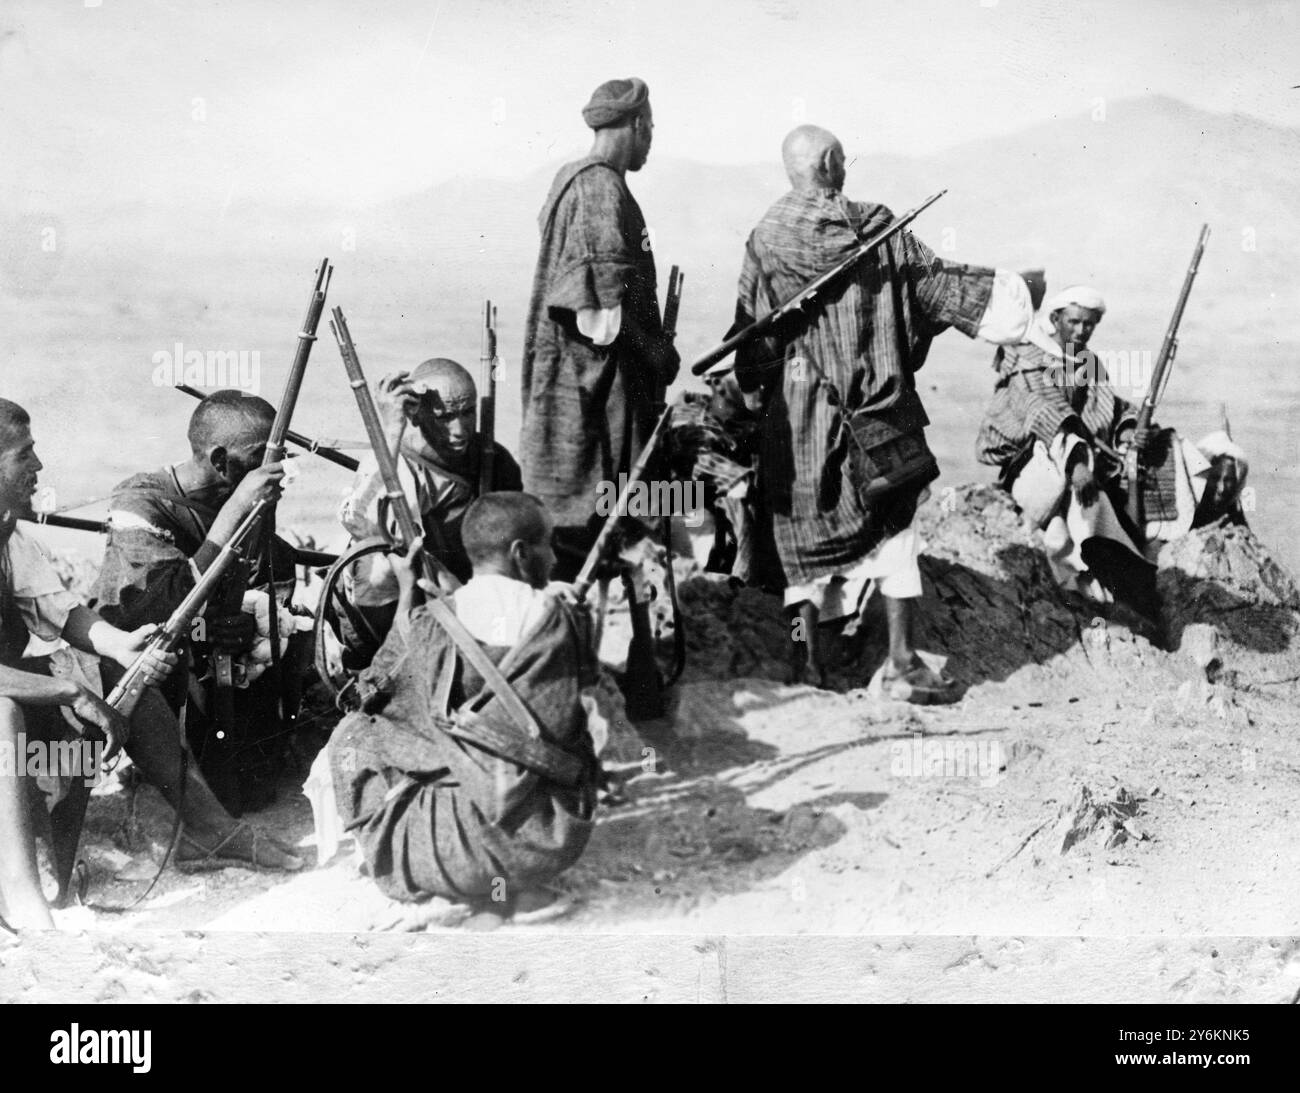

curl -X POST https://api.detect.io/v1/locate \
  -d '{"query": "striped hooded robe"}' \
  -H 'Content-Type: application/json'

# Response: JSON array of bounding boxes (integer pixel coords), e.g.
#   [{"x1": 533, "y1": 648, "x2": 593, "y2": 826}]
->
[{"x1": 733, "y1": 189, "x2": 995, "y2": 585}]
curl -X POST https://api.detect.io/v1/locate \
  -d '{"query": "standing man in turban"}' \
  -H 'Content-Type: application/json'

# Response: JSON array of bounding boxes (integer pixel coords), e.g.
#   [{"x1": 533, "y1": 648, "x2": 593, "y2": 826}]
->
[
  {"x1": 977, "y1": 285, "x2": 1248, "y2": 618},
  {"x1": 726, "y1": 124, "x2": 1041, "y2": 695},
  {"x1": 520, "y1": 76, "x2": 679, "y2": 577},
  {"x1": 519, "y1": 77, "x2": 680, "y2": 718}
]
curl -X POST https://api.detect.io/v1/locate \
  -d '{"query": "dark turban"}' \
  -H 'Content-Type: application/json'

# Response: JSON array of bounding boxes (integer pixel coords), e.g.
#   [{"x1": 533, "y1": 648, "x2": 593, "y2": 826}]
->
[{"x1": 582, "y1": 77, "x2": 649, "y2": 129}]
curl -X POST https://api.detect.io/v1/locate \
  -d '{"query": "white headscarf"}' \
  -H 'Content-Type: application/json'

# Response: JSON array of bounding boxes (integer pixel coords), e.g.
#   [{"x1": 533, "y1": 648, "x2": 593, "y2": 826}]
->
[
  {"x1": 1027, "y1": 284, "x2": 1107, "y2": 359},
  {"x1": 1043, "y1": 285, "x2": 1106, "y2": 317}
]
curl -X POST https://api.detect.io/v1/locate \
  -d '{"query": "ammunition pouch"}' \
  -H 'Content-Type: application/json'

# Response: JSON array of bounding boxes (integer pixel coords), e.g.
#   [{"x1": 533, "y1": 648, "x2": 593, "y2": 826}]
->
[{"x1": 845, "y1": 391, "x2": 940, "y2": 504}]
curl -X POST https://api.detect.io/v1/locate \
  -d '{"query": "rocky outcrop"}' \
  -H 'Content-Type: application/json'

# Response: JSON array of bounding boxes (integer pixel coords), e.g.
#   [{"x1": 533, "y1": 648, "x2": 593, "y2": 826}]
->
[
  {"x1": 661, "y1": 485, "x2": 1299, "y2": 697},
  {"x1": 1158, "y1": 520, "x2": 1300, "y2": 688}
]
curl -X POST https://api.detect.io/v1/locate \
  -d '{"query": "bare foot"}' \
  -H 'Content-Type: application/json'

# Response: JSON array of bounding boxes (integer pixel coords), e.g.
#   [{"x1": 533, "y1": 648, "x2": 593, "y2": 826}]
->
[{"x1": 369, "y1": 896, "x2": 471, "y2": 932}]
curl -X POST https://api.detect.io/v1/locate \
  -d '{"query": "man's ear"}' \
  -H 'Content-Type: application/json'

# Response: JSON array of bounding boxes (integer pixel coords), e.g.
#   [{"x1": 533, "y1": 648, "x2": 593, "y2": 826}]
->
[
  {"x1": 208, "y1": 445, "x2": 229, "y2": 478},
  {"x1": 506, "y1": 539, "x2": 530, "y2": 580}
]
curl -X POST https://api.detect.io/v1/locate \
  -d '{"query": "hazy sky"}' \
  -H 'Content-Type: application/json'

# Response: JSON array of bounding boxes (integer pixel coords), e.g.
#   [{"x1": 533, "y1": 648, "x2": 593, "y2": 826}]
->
[{"x1": 2, "y1": 0, "x2": 1297, "y2": 211}]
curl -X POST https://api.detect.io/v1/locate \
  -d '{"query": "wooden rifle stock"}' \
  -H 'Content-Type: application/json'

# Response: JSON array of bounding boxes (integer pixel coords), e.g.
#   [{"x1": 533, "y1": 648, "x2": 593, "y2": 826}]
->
[
  {"x1": 657, "y1": 265, "x2": 683, "y2": 407},
  {"x1": 1125, "y1": 224, "x2": 1211, "y2": 521},
  {"x1": 662, "y1": 266, "x2": 683, "y2": 345},
  {"x1": 688, "y1": 191, "x2": 945, "y2": 377}
]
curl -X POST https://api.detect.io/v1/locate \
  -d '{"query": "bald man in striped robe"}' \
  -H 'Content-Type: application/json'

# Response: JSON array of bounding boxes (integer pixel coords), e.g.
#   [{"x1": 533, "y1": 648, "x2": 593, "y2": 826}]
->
[{"x1": 733, "y1": 125, "x2": 1037, "y2": 696}]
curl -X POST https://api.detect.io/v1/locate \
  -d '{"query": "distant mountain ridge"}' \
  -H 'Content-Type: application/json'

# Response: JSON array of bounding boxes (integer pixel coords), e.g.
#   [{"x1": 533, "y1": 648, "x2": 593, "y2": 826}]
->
[
  {"x1": 8, "y1": 95, "x2": 1295, "y2": 335},
  {"x1": 4, "y1": 94, "x2": 1298, "y2": 577}
]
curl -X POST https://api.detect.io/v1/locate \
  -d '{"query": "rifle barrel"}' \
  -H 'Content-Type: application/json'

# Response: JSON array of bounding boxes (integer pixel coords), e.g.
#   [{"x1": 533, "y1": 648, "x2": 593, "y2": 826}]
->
[
  {"x1": 479, "y1": 299, "x2": 497, "y2": 496},
  {"x1": 1127, "y1": 223, "x2": 1211, "y2": 520},
  {"x1": 265, "y1": 259, "x2": 333, "y2": 466},
  {"x1": 20, "y1": 513, "x2": 107, "y2": 534},
  {"x1": 331, "y1": 307, "x2": 461, "y2": 590},
  {"x1": 688, "y1": 190, "x2": 945, "y2": 376},
  {"x1": 573, "y1": 403, "x2": 675, "y2": 601},
  {"x1": 1136, "y1": 223, "x2": 1210, "y2": 431},
  {"x1": 174, "y1": 381, "x2": 358, "y2": 471}
]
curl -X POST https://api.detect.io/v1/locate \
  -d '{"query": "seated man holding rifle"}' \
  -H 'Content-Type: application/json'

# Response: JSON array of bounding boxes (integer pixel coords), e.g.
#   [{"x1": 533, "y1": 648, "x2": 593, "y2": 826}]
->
[
  {"x1": 92, "y1": 391, "x2": 312, "y2": 814},
  {"x1": 0, "y1": 398, "x2": 302, "y2": 932},
  {"x1": 977, "y1": 283, "x2": 1249, "y2": 621},
  {"x1": 326, "y1": 492, "x2": 603, "y2": 922}
]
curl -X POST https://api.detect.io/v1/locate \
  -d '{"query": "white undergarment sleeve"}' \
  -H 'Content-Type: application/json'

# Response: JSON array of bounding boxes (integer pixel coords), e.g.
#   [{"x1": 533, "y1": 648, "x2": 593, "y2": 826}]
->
[
  {"x1": 977, "y1": 269, "x2": 1034, "y2": 346},
  {"x1": 576, "y1": 305, "x2": 622, "y2": 346}
]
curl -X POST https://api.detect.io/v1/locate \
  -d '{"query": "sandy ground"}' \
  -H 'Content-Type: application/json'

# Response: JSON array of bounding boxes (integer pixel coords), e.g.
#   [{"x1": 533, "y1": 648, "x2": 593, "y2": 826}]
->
[{"x1": 4, "y1": 486, "x2": 1299, "y2": 1002}]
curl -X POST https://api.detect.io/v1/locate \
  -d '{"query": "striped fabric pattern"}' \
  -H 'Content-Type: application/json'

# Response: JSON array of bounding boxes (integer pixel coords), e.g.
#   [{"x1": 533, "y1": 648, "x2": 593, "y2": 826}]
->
[
  {"x1": 734, "y1": 188, "x2": 994, "y2": 584},
  {"x1": 976, "y1": 342, "x2": 1136, "y2": 475}
]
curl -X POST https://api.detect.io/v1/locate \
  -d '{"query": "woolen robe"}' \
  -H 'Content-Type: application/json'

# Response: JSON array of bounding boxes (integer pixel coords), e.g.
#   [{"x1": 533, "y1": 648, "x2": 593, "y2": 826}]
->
[
  {"x1": 519, "y1": 155, "x2": 664, "y2": 530},
  {"x1": 733, "y1": 188, "x2": 995, "y2": 585}
]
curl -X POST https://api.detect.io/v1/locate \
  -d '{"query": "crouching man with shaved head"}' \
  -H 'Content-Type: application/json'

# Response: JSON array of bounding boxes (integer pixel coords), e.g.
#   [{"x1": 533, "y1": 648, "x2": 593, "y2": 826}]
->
[
  {"x1": 0, "y1": 398, "x2": 301, "y2": 931},
  {"x1": 327, "y1": 492, "x2": 603, "y2": 924}
]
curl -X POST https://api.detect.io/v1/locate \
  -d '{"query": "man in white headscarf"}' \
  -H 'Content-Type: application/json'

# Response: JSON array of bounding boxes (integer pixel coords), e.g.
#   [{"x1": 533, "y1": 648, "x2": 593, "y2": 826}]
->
[{"x1": 977, "y1": 285, "x2": 1249, "y2": 616}]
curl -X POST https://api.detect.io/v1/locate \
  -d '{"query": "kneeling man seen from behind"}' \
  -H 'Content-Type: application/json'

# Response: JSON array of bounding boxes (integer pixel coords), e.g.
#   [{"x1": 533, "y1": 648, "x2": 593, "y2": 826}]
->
[{"x1": 326, "y1": 492, "x2": 605, "y2": 920}]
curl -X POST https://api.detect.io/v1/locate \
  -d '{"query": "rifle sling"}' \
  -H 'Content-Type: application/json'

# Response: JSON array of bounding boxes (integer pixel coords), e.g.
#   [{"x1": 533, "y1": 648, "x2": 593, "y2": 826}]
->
[{"x1": 420, "y1": 593, "x2": 585, "y2": 787}]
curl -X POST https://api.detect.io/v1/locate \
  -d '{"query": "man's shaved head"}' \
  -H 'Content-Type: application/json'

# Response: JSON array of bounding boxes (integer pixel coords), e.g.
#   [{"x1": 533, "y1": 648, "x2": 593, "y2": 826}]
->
[
  {"x1": 187, "y1": 390, "x2": 275, "y2": 456},
  {"x1": 409, "y1": 358, "x2": 477, "y2": 415},
  {"x1": 782, "y1": 125, "x2": 845, "y2": 191},
  {"x1": 0, "y1": 398, "x2": 31, "y2": 450},
  {"x1": 462, "y1": 492, "x2": 550, "y2": 566}
]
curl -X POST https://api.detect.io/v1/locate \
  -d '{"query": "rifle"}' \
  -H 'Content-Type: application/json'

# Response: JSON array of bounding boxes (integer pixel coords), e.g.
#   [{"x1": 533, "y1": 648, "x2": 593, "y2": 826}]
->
[
  {"x1": 656, "y1": 266, "x2": 686, "y2": 686},
  {"x1": 20, "y1": 513, "x2": 107, "y2": 534},
  {"x1": 655, "y1": 265, "x2": 683, "y2": 415},
  {"x1": 661, "y1": 266, "x2": 683, "y2": 355},
  {"x1": 49, "y1": 262, "x2": 332, "y2": 903},
  {"x1": 1125, "y1": 224, "x2": 1211, "y2": 522},
  {"x1": 573, "y1": 403, "x2": 675, "y2": 601},
  {"x1": 689, "y1": 191, "x2": 946, "y2": 376},
  {"x1": 17, "y1": 514, "x2": 337, "y2": 570},
  {"x1": 478, "y1": 300, "x2": 497, "y2": 496},
  {"x1": 329, "y1": 307, "x2": 461, "y2": 591},
  {"x1": 210, "y1": 257, "x2": 333, "y2": 801},
  {"x1": 174, "y1": 383, "x2": 359, "y2": 472}
]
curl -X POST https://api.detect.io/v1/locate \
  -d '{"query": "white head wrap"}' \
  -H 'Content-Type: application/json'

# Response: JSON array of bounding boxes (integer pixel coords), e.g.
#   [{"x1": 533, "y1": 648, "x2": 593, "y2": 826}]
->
[{"x1": 1043, "y1": 285, "x2": 1106, "y2": 317}]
